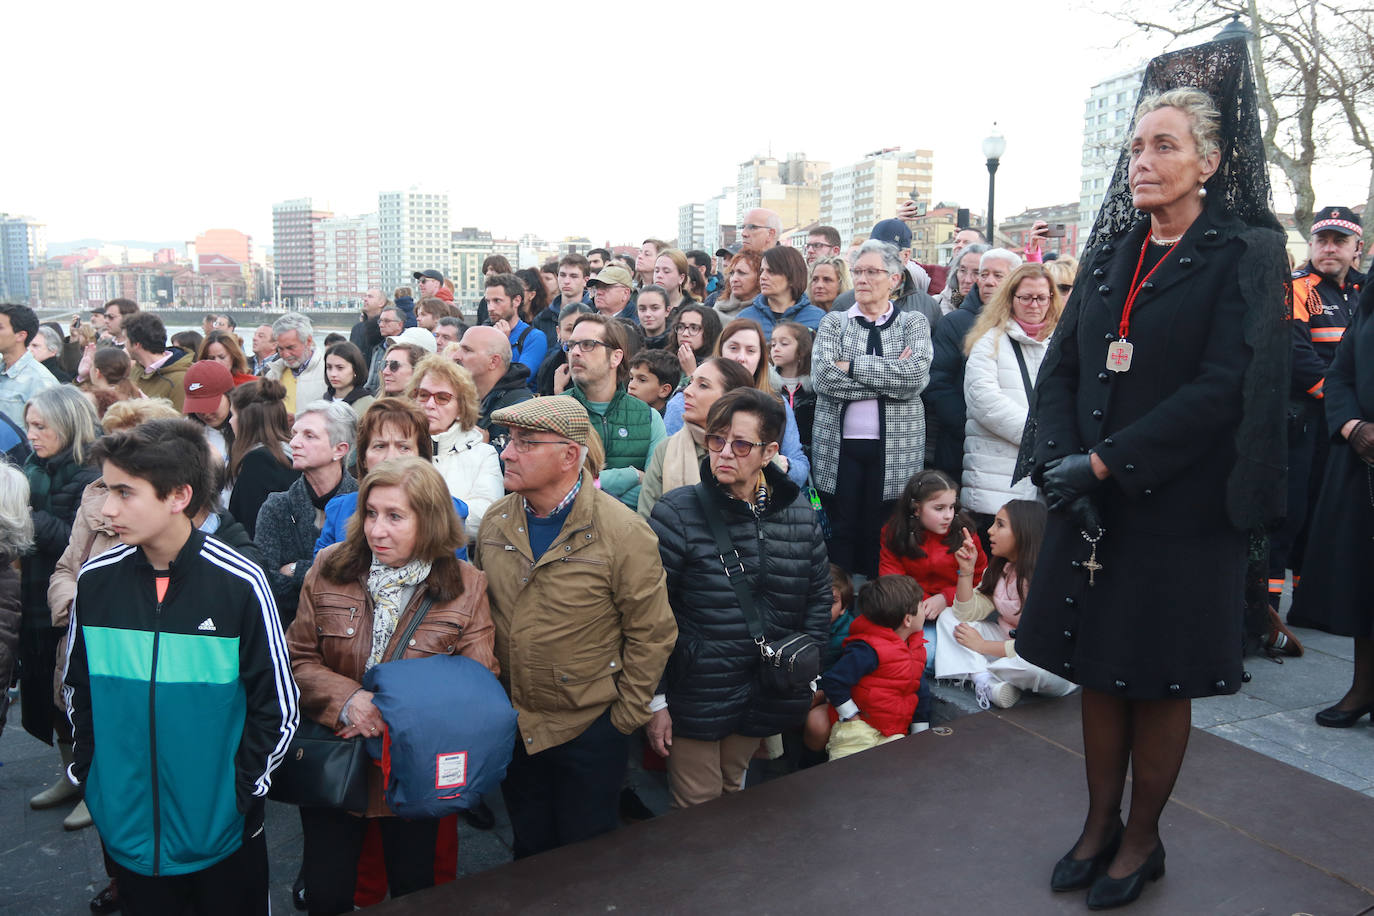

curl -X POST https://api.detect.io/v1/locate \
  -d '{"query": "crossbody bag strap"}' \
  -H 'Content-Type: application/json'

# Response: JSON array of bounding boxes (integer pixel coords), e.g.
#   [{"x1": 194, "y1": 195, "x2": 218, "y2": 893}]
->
[
  {"x1": 692, "y1": 483, "x2": 766, "y2": 645},
  {"x1": 388, "y1": 593, "x2": 437, "y2": 663},
  {"x1": 1009, "y1": 338, "x2": 1034, "y2": 400}
]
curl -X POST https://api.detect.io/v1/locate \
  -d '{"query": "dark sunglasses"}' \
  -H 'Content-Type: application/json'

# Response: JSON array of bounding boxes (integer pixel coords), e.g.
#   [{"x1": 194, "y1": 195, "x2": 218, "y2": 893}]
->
[
  {"x1": 1057, "y1": 284, "x2": 1073, "y2": 294},
  {"x1": 705, "y1": 434, "x2": 766, "y2": 457},
  {"x1": 384, "y1": 360, "x2": 408, "y2": 373}
]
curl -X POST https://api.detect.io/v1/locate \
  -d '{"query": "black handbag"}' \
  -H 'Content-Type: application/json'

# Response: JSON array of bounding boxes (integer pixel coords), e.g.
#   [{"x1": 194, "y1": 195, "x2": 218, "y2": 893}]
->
[
  {"x1": 692, "y1": 483, "x2": 821, "y2": 694},
  {"x1": 269, "y1": 595, "x2": 434, "y2": 811}
]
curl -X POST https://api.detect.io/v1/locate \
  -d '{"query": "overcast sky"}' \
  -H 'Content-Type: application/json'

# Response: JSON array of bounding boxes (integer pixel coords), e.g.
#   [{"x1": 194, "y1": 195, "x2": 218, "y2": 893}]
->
[{"x1": 5, "y1": 0, "x2": 1366, "y2": 249}]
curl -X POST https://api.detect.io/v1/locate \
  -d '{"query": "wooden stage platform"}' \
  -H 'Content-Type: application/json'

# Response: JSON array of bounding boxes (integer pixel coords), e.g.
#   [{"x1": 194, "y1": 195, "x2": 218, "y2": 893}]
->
[{"x1": 377, "y1": 696, "x2": 1374, "y2": 914}]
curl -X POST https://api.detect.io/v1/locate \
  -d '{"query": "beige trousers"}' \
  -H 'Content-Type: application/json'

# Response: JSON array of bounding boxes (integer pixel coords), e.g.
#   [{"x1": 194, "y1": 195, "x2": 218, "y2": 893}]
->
[{"x1": 666, "y1": 733, "x2": 761, "y2": 809}]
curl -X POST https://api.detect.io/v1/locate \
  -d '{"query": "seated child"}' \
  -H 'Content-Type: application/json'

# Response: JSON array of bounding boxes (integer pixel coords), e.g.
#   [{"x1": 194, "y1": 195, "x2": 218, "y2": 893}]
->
[
  {"x1": 824, "y1": 563, "x2": 855, "y2": 668},
  {"x1": 626, "y1": 349, "x2": 681, "y2": 415},
  {"x1": 805, "y1": 575, "x2": 927, "y2": 760},
  {"x1": 935, "y1": 499, "x2": 1077, "y2": 709}
]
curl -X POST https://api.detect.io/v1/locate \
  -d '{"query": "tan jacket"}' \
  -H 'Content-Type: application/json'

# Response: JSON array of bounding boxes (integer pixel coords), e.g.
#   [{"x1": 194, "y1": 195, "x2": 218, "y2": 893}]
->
[
  {"x1": 286, "y1": 546, "x2": 498, "y2": 817},
  {"x1": 473, "y1": 469, "x2": 676, "y2": 754},
  {"x1": 49, "y1": 479, "x2": 117, "y2": 629}
]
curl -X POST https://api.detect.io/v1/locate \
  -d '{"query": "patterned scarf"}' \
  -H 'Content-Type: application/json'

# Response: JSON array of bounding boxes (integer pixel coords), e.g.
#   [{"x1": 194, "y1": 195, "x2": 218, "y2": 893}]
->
[{"x1": 365, "y1": 556, "x2": 432, "y2": 671}]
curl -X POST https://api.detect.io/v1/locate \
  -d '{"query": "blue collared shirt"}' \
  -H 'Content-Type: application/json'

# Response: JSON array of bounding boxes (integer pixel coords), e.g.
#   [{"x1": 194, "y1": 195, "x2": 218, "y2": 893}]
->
[{"x1": 0, "y1": 351, "x2": 57, "y2": 426}]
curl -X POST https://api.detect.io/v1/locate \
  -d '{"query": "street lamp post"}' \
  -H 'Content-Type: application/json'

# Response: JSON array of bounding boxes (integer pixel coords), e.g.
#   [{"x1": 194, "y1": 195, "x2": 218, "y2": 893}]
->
[{"x1": 982, "y1": 125, "x2": 1007, "y2": 245}]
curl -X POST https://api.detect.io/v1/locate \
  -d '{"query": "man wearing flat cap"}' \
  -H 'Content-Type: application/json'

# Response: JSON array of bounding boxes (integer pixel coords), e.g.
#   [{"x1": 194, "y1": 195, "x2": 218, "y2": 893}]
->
[{"x1": 473, "y1": 397, "x2": 675, "y2": 859}]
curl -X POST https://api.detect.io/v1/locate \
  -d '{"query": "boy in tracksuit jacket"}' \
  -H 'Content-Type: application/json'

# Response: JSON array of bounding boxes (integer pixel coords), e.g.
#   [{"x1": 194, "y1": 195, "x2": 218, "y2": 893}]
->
[{"x1": 62, "y1": 418, "x2": 298, "y2": 916}]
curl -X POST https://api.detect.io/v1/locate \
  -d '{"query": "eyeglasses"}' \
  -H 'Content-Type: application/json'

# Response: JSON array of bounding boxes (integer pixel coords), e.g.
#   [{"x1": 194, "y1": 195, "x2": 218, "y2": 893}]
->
[
  {"x1": 507, "y1": 437, "x2": 572, "y2": 454},
  {"x1": 384, "y1": 360, "x2": 408, "y2": 373},
  {"x1": 852, "y1": 268, "x2": 891, "y2": 281},
  {"x1": 741, "y1": 223, "x2": 768, "y2": 232},
  {"x1": 1057, "y1": 284, "x2": 1073, "y2": 294},
  {"x1": 1014, "y1": 294, "x2": 1051, "y2": 305},
  {"x1": 415, "y1": 388, "x2": 455, "y2": 406},
  {"x1": 677, "y1": 323, "x2": 703, "y2": 335},
  {"x1": 804, "y1": 242, "x2": 831, "y2": 251},
  {"x1": 562, "y1": 339, "x2": 613, "y2": 354},
  {"x1": 956, "y1": 268, "x2": 979, "y2": 279},
  {"x1": 705, "y1": 434, "x2": 767, "y2": 457}
]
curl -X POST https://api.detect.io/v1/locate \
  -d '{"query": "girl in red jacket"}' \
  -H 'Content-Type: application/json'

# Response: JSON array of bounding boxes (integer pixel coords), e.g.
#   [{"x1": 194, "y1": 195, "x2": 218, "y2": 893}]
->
[{"x1": 878, "y1": 470, "x2": 987, "y2": 658}]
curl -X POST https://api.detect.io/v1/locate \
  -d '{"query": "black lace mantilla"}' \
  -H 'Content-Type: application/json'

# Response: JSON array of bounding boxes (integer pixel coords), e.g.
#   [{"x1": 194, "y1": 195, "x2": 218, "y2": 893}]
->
[{"x1": 1015, "y1": 36, "x2": 1290, "y2": 530}]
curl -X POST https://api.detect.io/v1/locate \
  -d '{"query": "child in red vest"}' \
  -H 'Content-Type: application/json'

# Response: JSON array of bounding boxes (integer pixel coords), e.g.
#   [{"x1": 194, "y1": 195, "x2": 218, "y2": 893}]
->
[{"x1": 805, "y1": 576, "x2": 927, "y2": 760}]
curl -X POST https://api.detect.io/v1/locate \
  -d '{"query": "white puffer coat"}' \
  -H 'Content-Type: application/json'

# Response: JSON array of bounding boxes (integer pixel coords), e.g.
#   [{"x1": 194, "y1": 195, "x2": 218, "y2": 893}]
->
[
  {"x1": 961, "y1": 321, "x2": 1046, "y2": 515},
  {"x1": 432, "y1": 424, "x2": 504, "y2": 539}
]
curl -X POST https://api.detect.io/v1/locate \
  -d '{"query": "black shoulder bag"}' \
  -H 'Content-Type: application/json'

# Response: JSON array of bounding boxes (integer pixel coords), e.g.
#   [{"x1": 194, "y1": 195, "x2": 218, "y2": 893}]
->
[
  {"x1": 1009, "y1": 338, "x2": 1035, "y2": 400},
  {"x1": 269, "y1": 594, "x2": 434, "y2": 811},
  {"x1": 692, "y1": 483, "x2": 820, "y2": 694}
]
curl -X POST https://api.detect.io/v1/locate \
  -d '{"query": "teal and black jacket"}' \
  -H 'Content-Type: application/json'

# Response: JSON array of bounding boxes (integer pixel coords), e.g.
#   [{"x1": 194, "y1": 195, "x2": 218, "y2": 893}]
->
[{"x1": 63, "y1": 530, "x2": 299, "y2": 877}]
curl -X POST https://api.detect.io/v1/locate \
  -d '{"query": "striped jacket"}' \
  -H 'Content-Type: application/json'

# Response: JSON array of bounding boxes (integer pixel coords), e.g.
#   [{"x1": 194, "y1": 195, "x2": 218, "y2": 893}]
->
[
  {"x1": 63, "y1": 530, "x2": 299, "y2": 877},
  {"x1": 811, "y1": 307, "x2": 932, "y2": 500},
  {"x1": 1290, "y1": 266, "x2": 1362, "y2": 400}
]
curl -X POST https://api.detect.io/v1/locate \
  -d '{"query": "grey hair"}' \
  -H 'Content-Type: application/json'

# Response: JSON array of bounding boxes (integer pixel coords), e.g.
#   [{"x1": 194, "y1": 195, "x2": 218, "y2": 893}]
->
[
  {"x1": 762, "y1": 210, "x2": 781, "y2": 231},
  {"x1": 0, "y1": 461, "x2": 33, "y2": 559},
  {"x1": 25, "y1": 385, "x2": 100, "y2": 466},
  {"x1": 946, "y1": 243, "x2": 991, "y2": 293},
  {"x1": 1135, "y1": 88, "x2": 1222, "y2": 163},
  {"x1": 35, "y1": 325, "x2": 64, "y2": 355},
  {"x1": 980, "y1": 248, "x2": 1023, "y2": 271},
  {"x1": 437, "y1": 316, "x2": 464, "y2": 332},
  {"x1": 852, "y1": 239, "x2": 904, "y2": 276},
  {"x1": 271, "y1": 312, "x2": 314, "y2": 342},
  {"x1": 296, "y1": 399, "x2": 358, "y2": 451}
]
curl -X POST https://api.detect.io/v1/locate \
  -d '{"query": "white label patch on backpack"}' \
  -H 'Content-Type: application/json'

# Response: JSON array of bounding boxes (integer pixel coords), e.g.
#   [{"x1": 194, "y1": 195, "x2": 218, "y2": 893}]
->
[
  {"x1": 197, "y1": 618, "x2": 216, "y2": 632},
  {"x1": 435, "y1": 751, "x2": 468, "y2": 790}
]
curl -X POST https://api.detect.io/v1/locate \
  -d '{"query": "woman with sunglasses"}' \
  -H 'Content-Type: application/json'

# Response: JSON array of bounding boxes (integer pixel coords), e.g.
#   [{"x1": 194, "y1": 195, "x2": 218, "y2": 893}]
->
[
  {"x1": 406, "y1": 355, "x2": 502, "y2": 538},
  {"x1": 646, "y1": 388, "x2": 830, "y2": 808}
]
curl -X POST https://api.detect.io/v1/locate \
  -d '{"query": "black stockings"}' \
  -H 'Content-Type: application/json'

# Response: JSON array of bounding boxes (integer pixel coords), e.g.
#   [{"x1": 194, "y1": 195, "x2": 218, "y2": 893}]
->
[
  {"x1": 1074, "y1": 688, "x2": 1191, "y2": 879},
  {"x1": 1336, "y1": 637, "x2": 1374, "y2": 709}
]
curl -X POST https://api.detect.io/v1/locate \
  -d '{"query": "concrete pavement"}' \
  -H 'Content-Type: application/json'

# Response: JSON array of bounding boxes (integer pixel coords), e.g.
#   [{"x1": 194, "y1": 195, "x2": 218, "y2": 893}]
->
[{"x1": 3, "y1": 610, "x2": 1370, "y2": 913}]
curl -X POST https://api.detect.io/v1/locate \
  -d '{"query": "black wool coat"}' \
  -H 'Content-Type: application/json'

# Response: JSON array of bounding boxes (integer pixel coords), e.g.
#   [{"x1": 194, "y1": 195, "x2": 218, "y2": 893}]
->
[
  {"x1": 1290, "y1": 280, "x2": 1374, "y2": 638},
  {"x1": 649, "y1": 463, "x2": 831, "y2": 741},
  {"x1": 1016, "y1": 206, "x2": 1286, "y2": 700}
]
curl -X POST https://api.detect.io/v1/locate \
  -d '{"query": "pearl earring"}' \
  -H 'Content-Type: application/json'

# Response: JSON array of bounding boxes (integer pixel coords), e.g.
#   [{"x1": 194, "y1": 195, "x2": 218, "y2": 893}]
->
[{"x1": 1198, "y1": 186, "x2": 1208, "y2": 198}]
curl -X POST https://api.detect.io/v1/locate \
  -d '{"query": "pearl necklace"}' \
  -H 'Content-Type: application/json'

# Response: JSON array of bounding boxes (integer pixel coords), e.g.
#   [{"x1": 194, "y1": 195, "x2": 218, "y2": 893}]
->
[{"x1": 1149, "y1": 233, "x2": 1182, "y2": 246}]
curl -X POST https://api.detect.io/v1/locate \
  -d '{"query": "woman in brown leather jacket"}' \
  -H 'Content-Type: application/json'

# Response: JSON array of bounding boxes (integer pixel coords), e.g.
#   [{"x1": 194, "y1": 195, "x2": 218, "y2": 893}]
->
[{"x1": 287, "y1": 457, "x2": 496, "y2": 914}]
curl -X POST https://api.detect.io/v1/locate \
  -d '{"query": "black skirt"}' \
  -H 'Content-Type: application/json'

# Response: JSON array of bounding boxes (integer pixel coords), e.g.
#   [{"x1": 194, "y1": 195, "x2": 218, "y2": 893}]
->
[
  {"x1": 1288, "y1": 443, "x2": 1374, "y2": 639},
  {"x1": 1016, "y1": 496, "x2": 1247, "y2": 701}
]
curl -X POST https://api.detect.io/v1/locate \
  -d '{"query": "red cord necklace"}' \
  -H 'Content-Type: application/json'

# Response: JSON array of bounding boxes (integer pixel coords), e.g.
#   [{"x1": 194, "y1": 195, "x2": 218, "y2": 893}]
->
[{"x1": 1107, "y1": 236, "x2": 1175, "y2": 373}]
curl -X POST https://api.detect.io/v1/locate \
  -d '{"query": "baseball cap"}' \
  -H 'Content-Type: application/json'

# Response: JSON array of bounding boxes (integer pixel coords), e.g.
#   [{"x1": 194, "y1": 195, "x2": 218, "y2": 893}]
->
[
  {"x1": 490, "y1": 397, "x2": 590, "y2": 446},
  {"x1": 182, "y1": 361, "x2": 234, "y2": 414},
  {"x1": 412, "y1": 269, "x2": 445, "y2": 283},
  {"x1": 587, "y1": 266, "x2": 633, "y2": 289},
  {"x1": 870, "y1": 218, "x2": 913, "y2": 249},
  {"x1": 1311, "y1": 206, "x2": 1362, "y2": 238},
  {"x1": 386, "y1": 327, "x2": 437, "y2": 353}
]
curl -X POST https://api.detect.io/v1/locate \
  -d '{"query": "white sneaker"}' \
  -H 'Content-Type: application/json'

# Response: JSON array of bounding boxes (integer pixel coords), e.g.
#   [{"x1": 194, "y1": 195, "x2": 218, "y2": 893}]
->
[
  {"x1": 973, "y1": 674, "x2": 993, "y2": 710},
  {"x1": 988, "y1": 679, "x2": 1022, "y2": 709}
]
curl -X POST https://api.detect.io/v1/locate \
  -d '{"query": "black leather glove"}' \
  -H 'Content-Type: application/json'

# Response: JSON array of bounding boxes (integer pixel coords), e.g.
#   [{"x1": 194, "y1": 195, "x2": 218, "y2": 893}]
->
[
  {"x1": 1066, "y1": 495, "x2": 1104, "y2": 538},
  {"x1": 1042, "y1": 453, "x2": 1103, "y2": 509},
  {"x1": 1350, "y1": 421, "x2": 1374, "y2": 463}
]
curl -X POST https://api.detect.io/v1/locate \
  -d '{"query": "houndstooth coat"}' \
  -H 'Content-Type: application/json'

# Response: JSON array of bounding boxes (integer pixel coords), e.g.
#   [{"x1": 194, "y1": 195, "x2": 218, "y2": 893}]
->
[{"x1": 811, "y1": 307, "x2": 932, "y2": 500}]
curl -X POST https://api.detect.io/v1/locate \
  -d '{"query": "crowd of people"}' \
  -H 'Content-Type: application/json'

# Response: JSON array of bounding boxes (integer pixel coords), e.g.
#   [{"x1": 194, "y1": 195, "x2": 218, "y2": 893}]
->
[{"x1": 1, "y1": 63, "x2": 1371, "y2": 914}]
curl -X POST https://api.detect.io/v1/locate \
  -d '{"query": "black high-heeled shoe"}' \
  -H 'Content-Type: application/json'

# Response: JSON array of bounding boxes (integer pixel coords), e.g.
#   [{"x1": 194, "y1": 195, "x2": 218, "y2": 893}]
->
[
  {"x1": 1315, "y1": 700, "x2": 1374, "y2": 728},
  {"x1": 1051, "y1": 819, "x2": 1124, "y2": 892},
  {"x1": 1087, "y1": 843, "x2": 1166, "y2": 910}
]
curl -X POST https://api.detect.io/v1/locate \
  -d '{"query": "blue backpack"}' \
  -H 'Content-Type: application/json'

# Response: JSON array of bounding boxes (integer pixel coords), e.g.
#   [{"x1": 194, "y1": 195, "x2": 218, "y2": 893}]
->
[{"x1": 362, "y1": 654, "x2": 517, "y2": 819}]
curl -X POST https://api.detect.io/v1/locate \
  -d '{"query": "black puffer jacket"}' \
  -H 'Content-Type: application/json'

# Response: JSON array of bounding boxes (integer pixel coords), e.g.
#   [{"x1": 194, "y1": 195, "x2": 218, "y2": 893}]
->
[
  {"x1": 23, "y1": 449, "x2": 98, "y2": 629},
  {"x1": 649, "y1": 462, "x2": 830, "y2": 741}
]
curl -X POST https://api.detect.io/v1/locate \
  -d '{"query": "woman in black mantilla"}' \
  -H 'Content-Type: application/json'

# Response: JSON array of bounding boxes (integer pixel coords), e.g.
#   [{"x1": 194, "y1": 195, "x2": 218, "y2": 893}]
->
[{"x1": 1013, "y1": 39, "x2": 1289, "y2": 910}]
